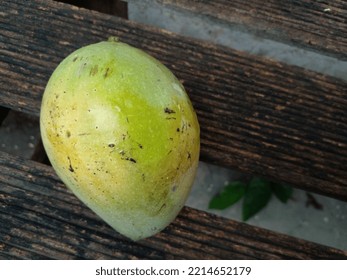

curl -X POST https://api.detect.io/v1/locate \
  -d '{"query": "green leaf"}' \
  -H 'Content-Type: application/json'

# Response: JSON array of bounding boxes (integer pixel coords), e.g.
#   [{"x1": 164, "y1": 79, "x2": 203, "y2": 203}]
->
[
  {"x1": 208, "y1": 181, "x2": 246, "y2": 210},
  {"x1": 272, "y1": 183, "x2": 293, "y2": 203},
  {"x1": 242, "y1": 177, "x2": 272, "y2": 221}
]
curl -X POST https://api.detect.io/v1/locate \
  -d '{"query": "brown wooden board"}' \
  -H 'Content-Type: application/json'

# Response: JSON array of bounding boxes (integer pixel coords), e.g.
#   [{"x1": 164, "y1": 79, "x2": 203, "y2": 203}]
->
[
  {"x1": 0, "y1": 0, "x2": 347, "y2": 201},
  {"x1": 155, "y1": 0, "x2": 347, "y2": 60},
  {"x1": 1, "y1": 150, "x2": 346, "y2": 259}
]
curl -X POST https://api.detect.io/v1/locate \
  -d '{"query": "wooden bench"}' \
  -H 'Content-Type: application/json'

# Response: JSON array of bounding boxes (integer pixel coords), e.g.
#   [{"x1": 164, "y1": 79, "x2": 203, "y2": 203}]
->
[{"x1": 0, "y1": 0, "x2": 346, "y2": 259}]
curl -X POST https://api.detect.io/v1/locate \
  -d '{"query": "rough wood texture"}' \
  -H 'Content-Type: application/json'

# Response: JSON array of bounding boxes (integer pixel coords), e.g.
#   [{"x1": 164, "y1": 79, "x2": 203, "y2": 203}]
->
[
  {"x1": 1, "y1": 150, "x2": 346, "y2": 259},
  {"x1": 155, "y1": 0, "x2": 347, "y2": 60},
  {"x1": 1, "y1": 0, "x2": 346, "y2": 201}
]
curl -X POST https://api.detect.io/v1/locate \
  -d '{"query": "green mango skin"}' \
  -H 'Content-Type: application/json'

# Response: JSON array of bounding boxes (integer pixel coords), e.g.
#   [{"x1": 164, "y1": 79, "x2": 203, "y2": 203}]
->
[{"x1": 40, "y1": 39, "x2": 200, "y2": 241}]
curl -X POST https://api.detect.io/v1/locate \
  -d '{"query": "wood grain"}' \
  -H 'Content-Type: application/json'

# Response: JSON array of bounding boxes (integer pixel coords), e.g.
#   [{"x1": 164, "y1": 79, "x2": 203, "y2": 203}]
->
[
  {"x1": 1, "y1": 150, "x2": 346, "y2": 259},
  {"x1": 1, "y1": 0, "x2": 346, "y2": 200},
  {"x1": 155, "y1": 0, "x2": 347, "y2": 59}
]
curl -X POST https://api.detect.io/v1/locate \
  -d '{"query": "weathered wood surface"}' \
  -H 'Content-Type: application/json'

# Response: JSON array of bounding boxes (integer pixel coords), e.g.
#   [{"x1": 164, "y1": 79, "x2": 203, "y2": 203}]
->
[
  {"x1": 155, "y1": 0, "x2": 347, "y2": 60},
  {"x1": 1, "y1": 151, "x2": 346, "y2": 259},
  {"x1": 1, "y1": 0, "x2": 346, "y2": 200}
]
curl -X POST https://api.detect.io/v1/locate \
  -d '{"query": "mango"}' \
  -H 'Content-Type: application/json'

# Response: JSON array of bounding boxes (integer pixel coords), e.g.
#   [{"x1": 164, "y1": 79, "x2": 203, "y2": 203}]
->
[{"x1": 40, "y1": 38, "x2": 200, "y2": 240}]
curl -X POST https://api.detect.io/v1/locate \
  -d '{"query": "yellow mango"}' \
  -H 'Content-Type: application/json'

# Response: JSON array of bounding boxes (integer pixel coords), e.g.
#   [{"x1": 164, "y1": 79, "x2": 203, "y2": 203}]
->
[{"x1": 40, "y1": 38, "x2": 200, "y2": 240}]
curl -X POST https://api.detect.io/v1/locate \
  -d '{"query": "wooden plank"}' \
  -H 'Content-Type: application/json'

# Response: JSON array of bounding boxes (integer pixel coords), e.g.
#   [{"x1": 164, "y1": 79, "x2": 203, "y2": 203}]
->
[
  {"x1": 154, "y1": 0, "x2": 347, "y2": 60},
  {"x1": 0, "y1": 0, "x2": 347, "y2": 201},
  {"x1": 1, "y1": 151, "x2": 346, "y2": 259}
]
